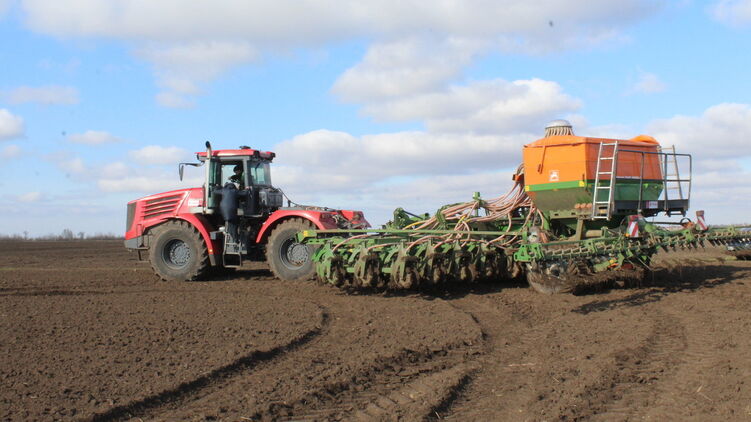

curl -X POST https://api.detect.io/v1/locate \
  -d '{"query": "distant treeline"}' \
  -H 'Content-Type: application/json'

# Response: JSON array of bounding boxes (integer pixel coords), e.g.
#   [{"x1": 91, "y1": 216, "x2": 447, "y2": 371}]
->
[{"x1": 0, "y1": 229, "x2": 123, "y2": 241}]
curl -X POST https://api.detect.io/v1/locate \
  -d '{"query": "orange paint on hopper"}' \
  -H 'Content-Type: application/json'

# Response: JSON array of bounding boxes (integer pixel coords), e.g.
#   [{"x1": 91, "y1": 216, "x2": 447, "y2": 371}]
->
[{"x1": 523, "y1": 135, "x2": 663, "y2": 186}]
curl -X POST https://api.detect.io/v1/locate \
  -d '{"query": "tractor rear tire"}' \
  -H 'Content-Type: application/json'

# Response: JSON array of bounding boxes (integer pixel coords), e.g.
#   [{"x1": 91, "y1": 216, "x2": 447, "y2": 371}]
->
[
  {"x1": 149, "y1": 220, "x2": 209, "y2": 282},
  {"x1": 266, "y1": 218, "x2": 316, "y2": 281}
]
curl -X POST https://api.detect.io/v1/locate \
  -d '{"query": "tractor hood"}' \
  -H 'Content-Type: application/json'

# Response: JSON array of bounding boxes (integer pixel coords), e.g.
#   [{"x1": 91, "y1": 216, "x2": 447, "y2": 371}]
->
[{"x1": 125, "y1": 188, "x2": 204, "y2": 239}]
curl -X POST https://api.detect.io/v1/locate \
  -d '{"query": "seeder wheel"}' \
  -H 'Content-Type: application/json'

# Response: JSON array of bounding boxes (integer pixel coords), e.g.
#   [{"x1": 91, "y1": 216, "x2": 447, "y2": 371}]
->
[{"x1": 526, "y1": 261, "x2": 576, "y2": 294}]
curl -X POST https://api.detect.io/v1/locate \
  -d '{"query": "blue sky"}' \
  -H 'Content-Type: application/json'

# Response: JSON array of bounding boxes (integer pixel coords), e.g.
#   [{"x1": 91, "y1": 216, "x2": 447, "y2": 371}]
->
[{"x1": 1, "y1": 0, "x2": 750, "y2": 236}]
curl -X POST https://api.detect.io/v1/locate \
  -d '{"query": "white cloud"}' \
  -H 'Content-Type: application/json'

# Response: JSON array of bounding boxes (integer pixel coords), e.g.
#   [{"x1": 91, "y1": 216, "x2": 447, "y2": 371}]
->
[
  {"x1": 58, "y1": 157, "x2": 87, "y2": 175},
  {"x1": 0, "y1": 0, "x2": 11, "y2": 17},
  {"x1": 67, "y1": 130, "x2": 123, "y2": 145},
  {"x1": 642, "y1": 103, "x2": 751, "y2": 224},
  {"x1": 48, "y1": 151, "x2": 201, "y2": 194},
  {"x1": 18, "y1": 192, "x2": 42, "y2": 203},
  {"x1": 364, "y1": 170, "x2": 518, "y2": 222},
  {"x1": 693, "y1": 158, "x2": 742, "y2": 172},
  {"x1": 274, "y1": 72, "x2": 580, "y2": 219},
  {"x1": 630, "y1": 71, "x2": 666, "y2": 94},
  {"x1": 277, "y1": 165, "x2": 521, "y2": 226},
  {"x1": 38, "y1": 58, "x2": 81, "y2": 73},
  {"x1": 20, "y1": 0, "x2": 660, "y2": 105},
  {"x1": 647, "y1": 103, "x2": 751, "y2": 159},
  {"x1": 20, "y1": 1, "x2": 659, "y2": 47},
  {"x1": 4, "y1": 85, "x2": 80, "y2": 105},
  {"x1": 97, "y1": 176, "x2": 171, "y2": 193},
  {"x1": 97, "y1": 173, "x2": 202, "y2": 193},
  {"x1": 273, "y1": 128, "x2": 531, "y2": 199},
  {"x1": 137, "y1": 42, "x2": 257, "y2": 89},
  {"x1": 128, "y1": 145, "x2": 190, "y2": 165},
  {"x1": 352, "y1": 78, "x2": 581, "y2": 135},
  {"x1": 99, "y1": 161, "x2": 131, "y2": 178},
  {"x1": 687, "y1": 168, "x2": 751, "y2": 222},
  {"x1": 332, "y1": 38, "x2": 483, "y2": 103},
  {"x1": 155, "y1": 91, "x2": 195, "y2": 109},
  {"x1": 0, "y1": 109, "x2": 24, "y2": 141},
  {"x1": 137, "y1": 41, "x2": 257, "y2": 106},
  {"x1": 1, "y1": 144, "x2": 21, "y2": 158},
  {"x1": 710, "y1": 0, "x2": 751, "y2": 27}
]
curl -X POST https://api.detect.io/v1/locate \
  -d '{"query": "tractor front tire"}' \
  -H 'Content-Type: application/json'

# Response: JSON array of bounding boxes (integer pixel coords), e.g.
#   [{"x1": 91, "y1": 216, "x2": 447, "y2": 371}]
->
[
  {"x1": 266, "y1": 218, "x2": 316, "y2": 281},
  {"x1": 149, "y1": 220, "x2": 209, "y2": 282}
]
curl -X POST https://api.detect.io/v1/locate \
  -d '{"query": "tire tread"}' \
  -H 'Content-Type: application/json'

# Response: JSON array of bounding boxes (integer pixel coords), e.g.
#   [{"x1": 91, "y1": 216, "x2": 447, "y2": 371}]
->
[{"x1": 149, "y1": 220, "x2": 209, "y2": 282}]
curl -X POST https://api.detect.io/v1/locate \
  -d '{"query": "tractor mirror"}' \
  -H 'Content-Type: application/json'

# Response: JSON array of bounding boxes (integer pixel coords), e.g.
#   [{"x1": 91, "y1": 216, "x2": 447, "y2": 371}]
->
[{"x1": 178, "y1": 162, "x2": 201, "y2": 181}]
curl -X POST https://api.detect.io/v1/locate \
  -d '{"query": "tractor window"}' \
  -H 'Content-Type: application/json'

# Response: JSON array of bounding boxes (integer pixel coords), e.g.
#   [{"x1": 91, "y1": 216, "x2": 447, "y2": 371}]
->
[
  {"x1": 219, "y1": 161, "x2": 244, "y2": 187},
  {"x1": 249, "y1": 161, "x2": 271, "y2": 186}
]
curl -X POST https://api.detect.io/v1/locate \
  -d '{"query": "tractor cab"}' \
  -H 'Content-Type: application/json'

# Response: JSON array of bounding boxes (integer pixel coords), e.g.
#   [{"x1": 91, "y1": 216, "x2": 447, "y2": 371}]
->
[{"x1": 189, "y1": 143, "x2": 284, "y2": 218}]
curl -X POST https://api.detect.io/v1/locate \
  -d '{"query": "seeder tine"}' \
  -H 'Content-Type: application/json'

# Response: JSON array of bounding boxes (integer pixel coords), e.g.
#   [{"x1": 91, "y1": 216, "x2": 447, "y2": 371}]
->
[
  {"x1": 389, "y1": 248, "x2": 422, "y2": 290},
  {"x1": 319, "y1": 255, "x2": 348, "y2": 287},
  {"x1": 353, "y1": 251, "x2": 381, "y2": 289},
  {"x1": 451, "y1": 244, "x2": 478, "y2": 283}
]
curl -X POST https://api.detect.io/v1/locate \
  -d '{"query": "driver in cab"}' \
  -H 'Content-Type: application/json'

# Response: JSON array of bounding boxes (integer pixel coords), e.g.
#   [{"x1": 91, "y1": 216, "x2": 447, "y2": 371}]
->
[{"x1": 229, "y1": 164, "x2": 245, "y2": 189}]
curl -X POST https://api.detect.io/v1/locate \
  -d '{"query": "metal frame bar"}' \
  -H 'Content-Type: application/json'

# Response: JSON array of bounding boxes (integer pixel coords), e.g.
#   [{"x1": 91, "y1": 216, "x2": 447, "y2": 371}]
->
[
  {"x1": 303, "y1": 228, "x2": 524, "y2": 236},
  {"x1": 617, "y1": 148, "x2": 692, "y2": 214}
]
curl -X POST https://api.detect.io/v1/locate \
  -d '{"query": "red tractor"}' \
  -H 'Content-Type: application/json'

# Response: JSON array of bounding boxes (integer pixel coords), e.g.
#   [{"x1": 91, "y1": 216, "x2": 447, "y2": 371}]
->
[{"x1": 124, "y1": 142, "x2": 369, "y2": 282}]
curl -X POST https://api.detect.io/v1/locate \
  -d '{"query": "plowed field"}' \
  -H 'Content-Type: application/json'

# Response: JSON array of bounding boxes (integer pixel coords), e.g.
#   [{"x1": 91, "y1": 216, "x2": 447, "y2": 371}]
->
[{"x1": 2, "y1": 240, "x2": 750, "y2": 421}]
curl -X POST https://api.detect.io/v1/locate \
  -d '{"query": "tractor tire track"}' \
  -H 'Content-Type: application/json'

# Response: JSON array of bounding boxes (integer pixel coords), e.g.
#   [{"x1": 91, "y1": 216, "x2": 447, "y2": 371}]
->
[
  {"x1": 578, "y1": 311, "x2": 688, "y2": 421},
  {"x1": 264, "y1": 335, "x2": 484, "y2": 421},
  {"x1": 131, "y1": 293, "x2": 485, "y2": 421},
  {"x1": 634, "y1": 282, "x2": 751, "y2": 420},
  {"x1": 86, "y1": 305, "x2": 330, "y2": 422},
  {"x1": 430, "y1": 292, "x2": 549, "y2": 420},
  {"x1": 351, "y1": 363, "x2": 476, "y2": 422}
]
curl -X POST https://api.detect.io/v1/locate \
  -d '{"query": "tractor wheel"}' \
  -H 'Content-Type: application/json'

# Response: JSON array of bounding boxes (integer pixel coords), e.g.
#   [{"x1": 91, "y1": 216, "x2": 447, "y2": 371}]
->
[
  {"x1": 149, "y1": 220, "x2": 209, "y2": 282},
  {"x1": 266, "y1": 218, "x2": 316, "y2": 281}
]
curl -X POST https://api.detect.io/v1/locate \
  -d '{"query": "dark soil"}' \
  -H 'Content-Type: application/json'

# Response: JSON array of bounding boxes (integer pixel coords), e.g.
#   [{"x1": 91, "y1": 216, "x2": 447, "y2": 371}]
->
[{"x1": 1, "y1": 241, "x2": 750, "y2": 421}]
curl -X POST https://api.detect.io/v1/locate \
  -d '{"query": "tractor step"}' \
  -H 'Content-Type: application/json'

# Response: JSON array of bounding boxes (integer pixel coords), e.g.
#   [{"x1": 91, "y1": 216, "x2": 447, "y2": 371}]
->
[{"x1": 222, "y1": 232, "x2": 243, "y2": 268}]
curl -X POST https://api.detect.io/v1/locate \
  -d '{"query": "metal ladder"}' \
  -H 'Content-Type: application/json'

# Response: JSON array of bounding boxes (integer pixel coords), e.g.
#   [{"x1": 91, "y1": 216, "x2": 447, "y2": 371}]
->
[
  {"x1": 591, "y1": 141, "x2": 619, "y2": 219},
  {"x1": 222, "y1": 229, "x2": 243, "y2": 268}
]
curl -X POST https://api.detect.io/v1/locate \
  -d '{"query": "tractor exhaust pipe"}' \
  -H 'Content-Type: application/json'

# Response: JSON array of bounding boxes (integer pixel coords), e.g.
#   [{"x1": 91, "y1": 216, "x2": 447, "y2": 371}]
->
[{"x1": 204, "y1": 141, "x2": 212, "y2": 214}]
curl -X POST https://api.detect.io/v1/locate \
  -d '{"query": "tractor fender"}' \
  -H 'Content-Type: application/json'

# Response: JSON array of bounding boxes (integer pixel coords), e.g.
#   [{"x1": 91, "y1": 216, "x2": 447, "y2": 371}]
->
[
  {"x1": 144, "y1": 214, "x2": 220, "y2": 266},
  {"x1": 256, "y1": 210, "x2": 338, "y2": 244}
]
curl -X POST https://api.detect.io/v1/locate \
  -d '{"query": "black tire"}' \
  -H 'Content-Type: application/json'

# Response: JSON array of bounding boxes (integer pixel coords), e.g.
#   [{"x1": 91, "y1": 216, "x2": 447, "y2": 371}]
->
[
  {"x1": 149, "y1": 220, "x2": 209, "y2": 282},
  {"x1": 266, "y1": 218, "x2": 316, "y2": 281}
]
